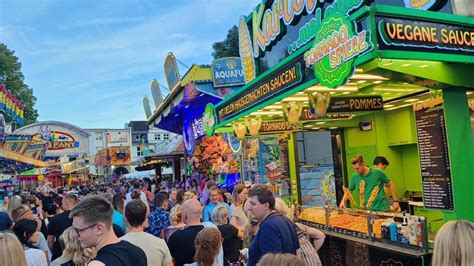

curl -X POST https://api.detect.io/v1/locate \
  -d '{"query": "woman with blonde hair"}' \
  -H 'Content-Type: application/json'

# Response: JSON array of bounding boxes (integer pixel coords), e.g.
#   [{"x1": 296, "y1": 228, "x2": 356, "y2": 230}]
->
[
  {"x1": 432, "y1": 220, "x2": 474, "y2": 266},
  {"x1": 0, "y1": 231, "x2": 28, "y2": 266},
  {"x1": 51, "y1": 226, "x2": 96, "y2": 266},
  {"x1": 193, "y1": 227, "x2": 222, "y2": 266},
  {"x1": 7, "y1": 194, "x2": 23, "y2": 219},
  {"x1": 257, "y1": 253, "x2": 308, "y2": 266},
  {"x1": 165, "y1": 204, "x2": 186, "y2": 241},
  {"x1": 229, "y1": 183, "x2": 249, "y2": 231}
]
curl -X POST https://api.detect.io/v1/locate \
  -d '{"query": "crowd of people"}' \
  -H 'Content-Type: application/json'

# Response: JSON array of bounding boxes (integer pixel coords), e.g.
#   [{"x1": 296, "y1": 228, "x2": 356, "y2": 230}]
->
[{"x1": 0, "y1": 176, "x2": 473, "y2": 266}]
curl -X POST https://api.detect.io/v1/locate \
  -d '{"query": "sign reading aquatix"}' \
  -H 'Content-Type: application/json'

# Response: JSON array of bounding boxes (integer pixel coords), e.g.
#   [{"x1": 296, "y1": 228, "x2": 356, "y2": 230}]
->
[{"x1": 216, "y1": 63, "x2": 302, "y2": 121}]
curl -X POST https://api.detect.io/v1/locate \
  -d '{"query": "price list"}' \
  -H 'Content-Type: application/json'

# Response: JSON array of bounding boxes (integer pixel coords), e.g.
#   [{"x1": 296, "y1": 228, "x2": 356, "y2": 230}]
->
[{"x1": 414, "y1": 98, "x2": 454, "y2": 211}]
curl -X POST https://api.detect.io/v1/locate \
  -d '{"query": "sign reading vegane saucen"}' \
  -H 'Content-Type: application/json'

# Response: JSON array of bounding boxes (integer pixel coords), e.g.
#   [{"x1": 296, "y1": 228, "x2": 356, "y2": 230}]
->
[{"x1": 377, "y1": 16, "x2": 474, "y2": 56}]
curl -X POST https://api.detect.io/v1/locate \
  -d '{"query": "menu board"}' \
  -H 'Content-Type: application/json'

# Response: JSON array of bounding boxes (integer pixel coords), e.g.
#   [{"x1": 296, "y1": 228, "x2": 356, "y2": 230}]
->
[{"x1": 414, "y1": 97, "x2": 454, "y2": 211}]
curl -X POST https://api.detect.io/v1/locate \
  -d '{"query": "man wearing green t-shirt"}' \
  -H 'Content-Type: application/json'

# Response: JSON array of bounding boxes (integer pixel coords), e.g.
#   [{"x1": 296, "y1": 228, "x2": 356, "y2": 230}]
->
[{"x1": 339, "y1": 155, "x2": 399, "y2": 211}]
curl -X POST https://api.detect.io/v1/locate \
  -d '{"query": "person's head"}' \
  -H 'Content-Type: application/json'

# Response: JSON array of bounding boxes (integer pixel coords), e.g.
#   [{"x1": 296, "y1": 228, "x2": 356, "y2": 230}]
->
[
  {"x1": 169, "y1": 204, "x2": 184, "y2": 226},
  {"x1": 169, "y1": 188, "x2": 177, "y2": 201},
  {"x1": 181, "y1": 199, "x2": 202, "y2": 225},
  {"x1": 125, "y1": 200, "x2": 147, "y2": 229},
  {"x1": 432, "y1": 220, "x2": 474, "y2": 266},
  {"x1": 131, "y1": 190, "x2": 140, "y2": 200},
  {"x1": 211, "y1": 205, "x2": 229, "y2": 225},
  {"x1": 265, "y1": 183, "x2": 274, "y2": 194},
  {"x1": 7, "y1": 195, "x2": 23, "y2": 218},
  {"x1": 373, "y1": 156, "x2": 389, "y2": 171},
  {"x1": 191, "y1": 179, "x2": 198, "y2": 187},
  {"x1": 112, "y1": 193, "x2": 124, "y2": 214},
  {"x1": 0, "y1": 232, "x2": 28, "y2": 266},
  {"x1": 62, "y1": 193, "x2": 78, "y2": 211},
  {"x1": 194, "y1": 227, "x2": 222, "y2": 266},
  {"x1": 12, "y1": 205, "x2": 35, "y2": 222},
  {"x1": 153, "y1": 192, "x2": 169, "y2": 210},
  {"x1": 176, "y1": 189, "x2": 185, "y2": 205},
  {"x1": 133, "y1": 181, "x2": 141, "y2": 190},
  {"x1": 351, "y1": 155, "x2": 367, "y2": 175},
  {"x1": 257, "y1": 253, "x2": 308, "y2": 266},
  {"x1": 119, "y1": 187, "x2": 127, "y2": 197},
  {"x1": 208, "y1": 186, "x2": 220, "y2": 204},
  {"x1": 232, "y1": 183, "x2": 248, "y2": 206},
  {"x1": 43, "y1": 203, "x2": 58, "y2": 217},
  {"x1": 12, "y1": 219, "x2": 39, "y2": 248},
  {"x1": 183, "y1": 191, "x2": 197, "y2": 201},
  {"x1": 69, "y1": 195, "x2": 114, "y2": 248},
  {"x1": 205, "y1": 180, "x2": 216, "y2": 190},
  {"x1": 247, "y1": 185, "x2": 275, "y2": 222},
  {"x1": 61, "y1": 226, "x2": 96, "y2": 266},
  {"x1": 274, "y1": 198, "x2": 293, "y2": 221}
]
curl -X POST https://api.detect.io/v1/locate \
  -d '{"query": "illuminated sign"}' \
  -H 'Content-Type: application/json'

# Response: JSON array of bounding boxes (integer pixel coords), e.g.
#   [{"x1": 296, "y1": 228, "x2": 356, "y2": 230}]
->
[
  {"x1": 248, "y1": 0, "x2": 365, "y2": 58},
  {"x1": 305, "y1": 13, "x2": 372, "y2": 88},
  {"x1": 377, "y1": 16, "x2": 474, "y2": 55},
  {"x1": 260, "y1": 121, "x2": 303, "y2": 133},
  {"x1": 217, "y1": 63, "x2": 302, "y2": 121},
  {"x1": 327, "y1": 95, "x2": 383, "y2": 112},
  {"x1": 164, "y1": 52, "x2": 181, "y2": 90},
  {"x1": 32, "y1": 131, "x2": 79, "y2": 150},
  {"x1": 402, "y1": 0, "x2": 447, "y2": 10},
  {"x1": 301, "y1": 107, "x2": 352, "y2": 120},
  {"x1": 212, "y1": 57, "x2": 246, "y2": 87},
  {"x1": 203, "y1": 104, "x2": 217, "y2": 137}
]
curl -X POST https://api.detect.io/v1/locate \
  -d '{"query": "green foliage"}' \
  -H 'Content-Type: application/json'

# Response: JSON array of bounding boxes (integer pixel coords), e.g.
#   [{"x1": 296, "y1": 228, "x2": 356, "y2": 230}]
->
[
  {"x1": 0, "y1": 43, "x2": 38, "y2": 125},
  {"x1": 211, "y1": 25, "x2": 240, "y2": 60}
]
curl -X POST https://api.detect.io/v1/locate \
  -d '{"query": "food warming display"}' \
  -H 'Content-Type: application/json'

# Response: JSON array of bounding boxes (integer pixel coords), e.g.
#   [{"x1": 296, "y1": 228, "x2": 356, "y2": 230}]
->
[{"x1": 299, "y1": 207, "x2": 429, "y2": 251}]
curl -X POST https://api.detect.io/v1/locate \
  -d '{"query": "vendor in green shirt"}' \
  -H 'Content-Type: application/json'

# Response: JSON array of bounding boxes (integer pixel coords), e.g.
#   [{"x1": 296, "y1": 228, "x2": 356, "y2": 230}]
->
[{"x1": 339, "y1": 155, "x2": 400, "y2": 212}]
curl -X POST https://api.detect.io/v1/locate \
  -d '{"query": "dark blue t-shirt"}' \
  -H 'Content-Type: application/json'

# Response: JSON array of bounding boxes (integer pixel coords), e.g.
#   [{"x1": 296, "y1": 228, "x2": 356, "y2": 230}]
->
[
  {"x1": 248, "y1": 212, "x2": 300, "y2": 265},
  {"x1": 0, "y1": 211, "x2": 12, "y2": 231}
]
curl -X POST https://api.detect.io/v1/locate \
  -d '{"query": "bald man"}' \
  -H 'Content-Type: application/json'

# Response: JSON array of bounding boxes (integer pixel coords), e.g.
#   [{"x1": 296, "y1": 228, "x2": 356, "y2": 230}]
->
[{"x1": 167, "y1": 199, "x2": 223, "y2": 266}]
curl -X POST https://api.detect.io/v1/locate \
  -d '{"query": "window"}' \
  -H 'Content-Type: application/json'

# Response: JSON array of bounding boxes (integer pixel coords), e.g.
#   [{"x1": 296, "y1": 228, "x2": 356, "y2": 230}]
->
[
  {"x1": 155, "y1": 134, "x2": 161, "y2": 140},
  {"x1": 163, "y1": 134, "x2": 169, "y2": 140},
  {"x1": 137, "y1": 146, "x2": 142, "y2": 157}
]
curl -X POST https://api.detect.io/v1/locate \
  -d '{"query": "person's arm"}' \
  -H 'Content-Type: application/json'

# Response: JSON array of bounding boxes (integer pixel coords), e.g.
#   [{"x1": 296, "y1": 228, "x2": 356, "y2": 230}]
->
[
  {"x1": 388, "y1": 180, "x2": 400, "y2": 210},
  {"x1": 88, "y1": 260, "x2": 106, "y2": 266},
  {"x1": 339, "y1": 193, "x2": 348, "y2": 208},
  {"x1": 303, "y1": 225, "x2": 326, "y2": 251},
  {"x1": 47, "y1": 235, "x2": 54, "y2": 250}
]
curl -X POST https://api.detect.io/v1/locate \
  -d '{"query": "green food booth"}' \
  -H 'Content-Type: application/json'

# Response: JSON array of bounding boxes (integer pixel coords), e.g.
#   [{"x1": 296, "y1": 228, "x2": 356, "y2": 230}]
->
[{"x1": 207, "y1": 0, "x2": 474, "y2": 265}]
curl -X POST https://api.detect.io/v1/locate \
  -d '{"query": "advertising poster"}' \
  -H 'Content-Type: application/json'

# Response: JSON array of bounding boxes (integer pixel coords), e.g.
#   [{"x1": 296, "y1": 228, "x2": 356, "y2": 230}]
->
[
  {"x1": 300, "y1": 165, "x2": 337, "y2": 208},
  {"x1": 109, "y1": 146, "x2": 131, "y2": 166},
  {"x1": 259, "y1": 137, "x2": 282, "y2": 186},
  {"x1": 243, "y1": 137, "x2": 259, "y2": 184}
]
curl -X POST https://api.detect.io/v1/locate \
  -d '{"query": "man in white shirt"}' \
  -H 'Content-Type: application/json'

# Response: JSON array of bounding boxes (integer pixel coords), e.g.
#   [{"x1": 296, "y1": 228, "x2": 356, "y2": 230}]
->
[
  {"x1": 125, "y1": 182, "x2": 149, "y2": 208},
  {"x1": 121, "y1": 199, "x2": 172, "y2": 266}
]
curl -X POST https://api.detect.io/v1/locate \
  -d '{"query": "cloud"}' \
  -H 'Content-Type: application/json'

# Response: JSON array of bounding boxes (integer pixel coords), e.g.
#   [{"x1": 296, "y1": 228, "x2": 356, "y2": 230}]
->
[
  {"x1": 58, "y1": 16, "x2": 149, "y2": 31},
  {"x1": 2, "y1": 0, "x2": 260, "y2": 128}
]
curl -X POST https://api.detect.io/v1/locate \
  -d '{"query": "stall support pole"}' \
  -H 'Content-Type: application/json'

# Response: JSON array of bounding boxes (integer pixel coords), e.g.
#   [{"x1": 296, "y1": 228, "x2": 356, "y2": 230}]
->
[{"x1": 442, "y1": 88, "x2": 474, "y2": 222}]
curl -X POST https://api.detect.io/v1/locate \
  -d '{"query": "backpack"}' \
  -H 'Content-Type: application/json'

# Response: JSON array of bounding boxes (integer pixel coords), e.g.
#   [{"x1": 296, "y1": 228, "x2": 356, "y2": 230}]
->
[{"x1": 295, "y1": 223, "x2": 322, "y2": 266}]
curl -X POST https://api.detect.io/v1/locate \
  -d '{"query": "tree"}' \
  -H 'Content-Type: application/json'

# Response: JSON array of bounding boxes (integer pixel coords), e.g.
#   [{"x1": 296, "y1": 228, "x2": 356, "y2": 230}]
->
[
  {"x1": 211, "y1": 25, "x2": 240, "y2": 59},
  {"x1": 0, "y1": 43, "x2": 38, "y2": 126}
]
